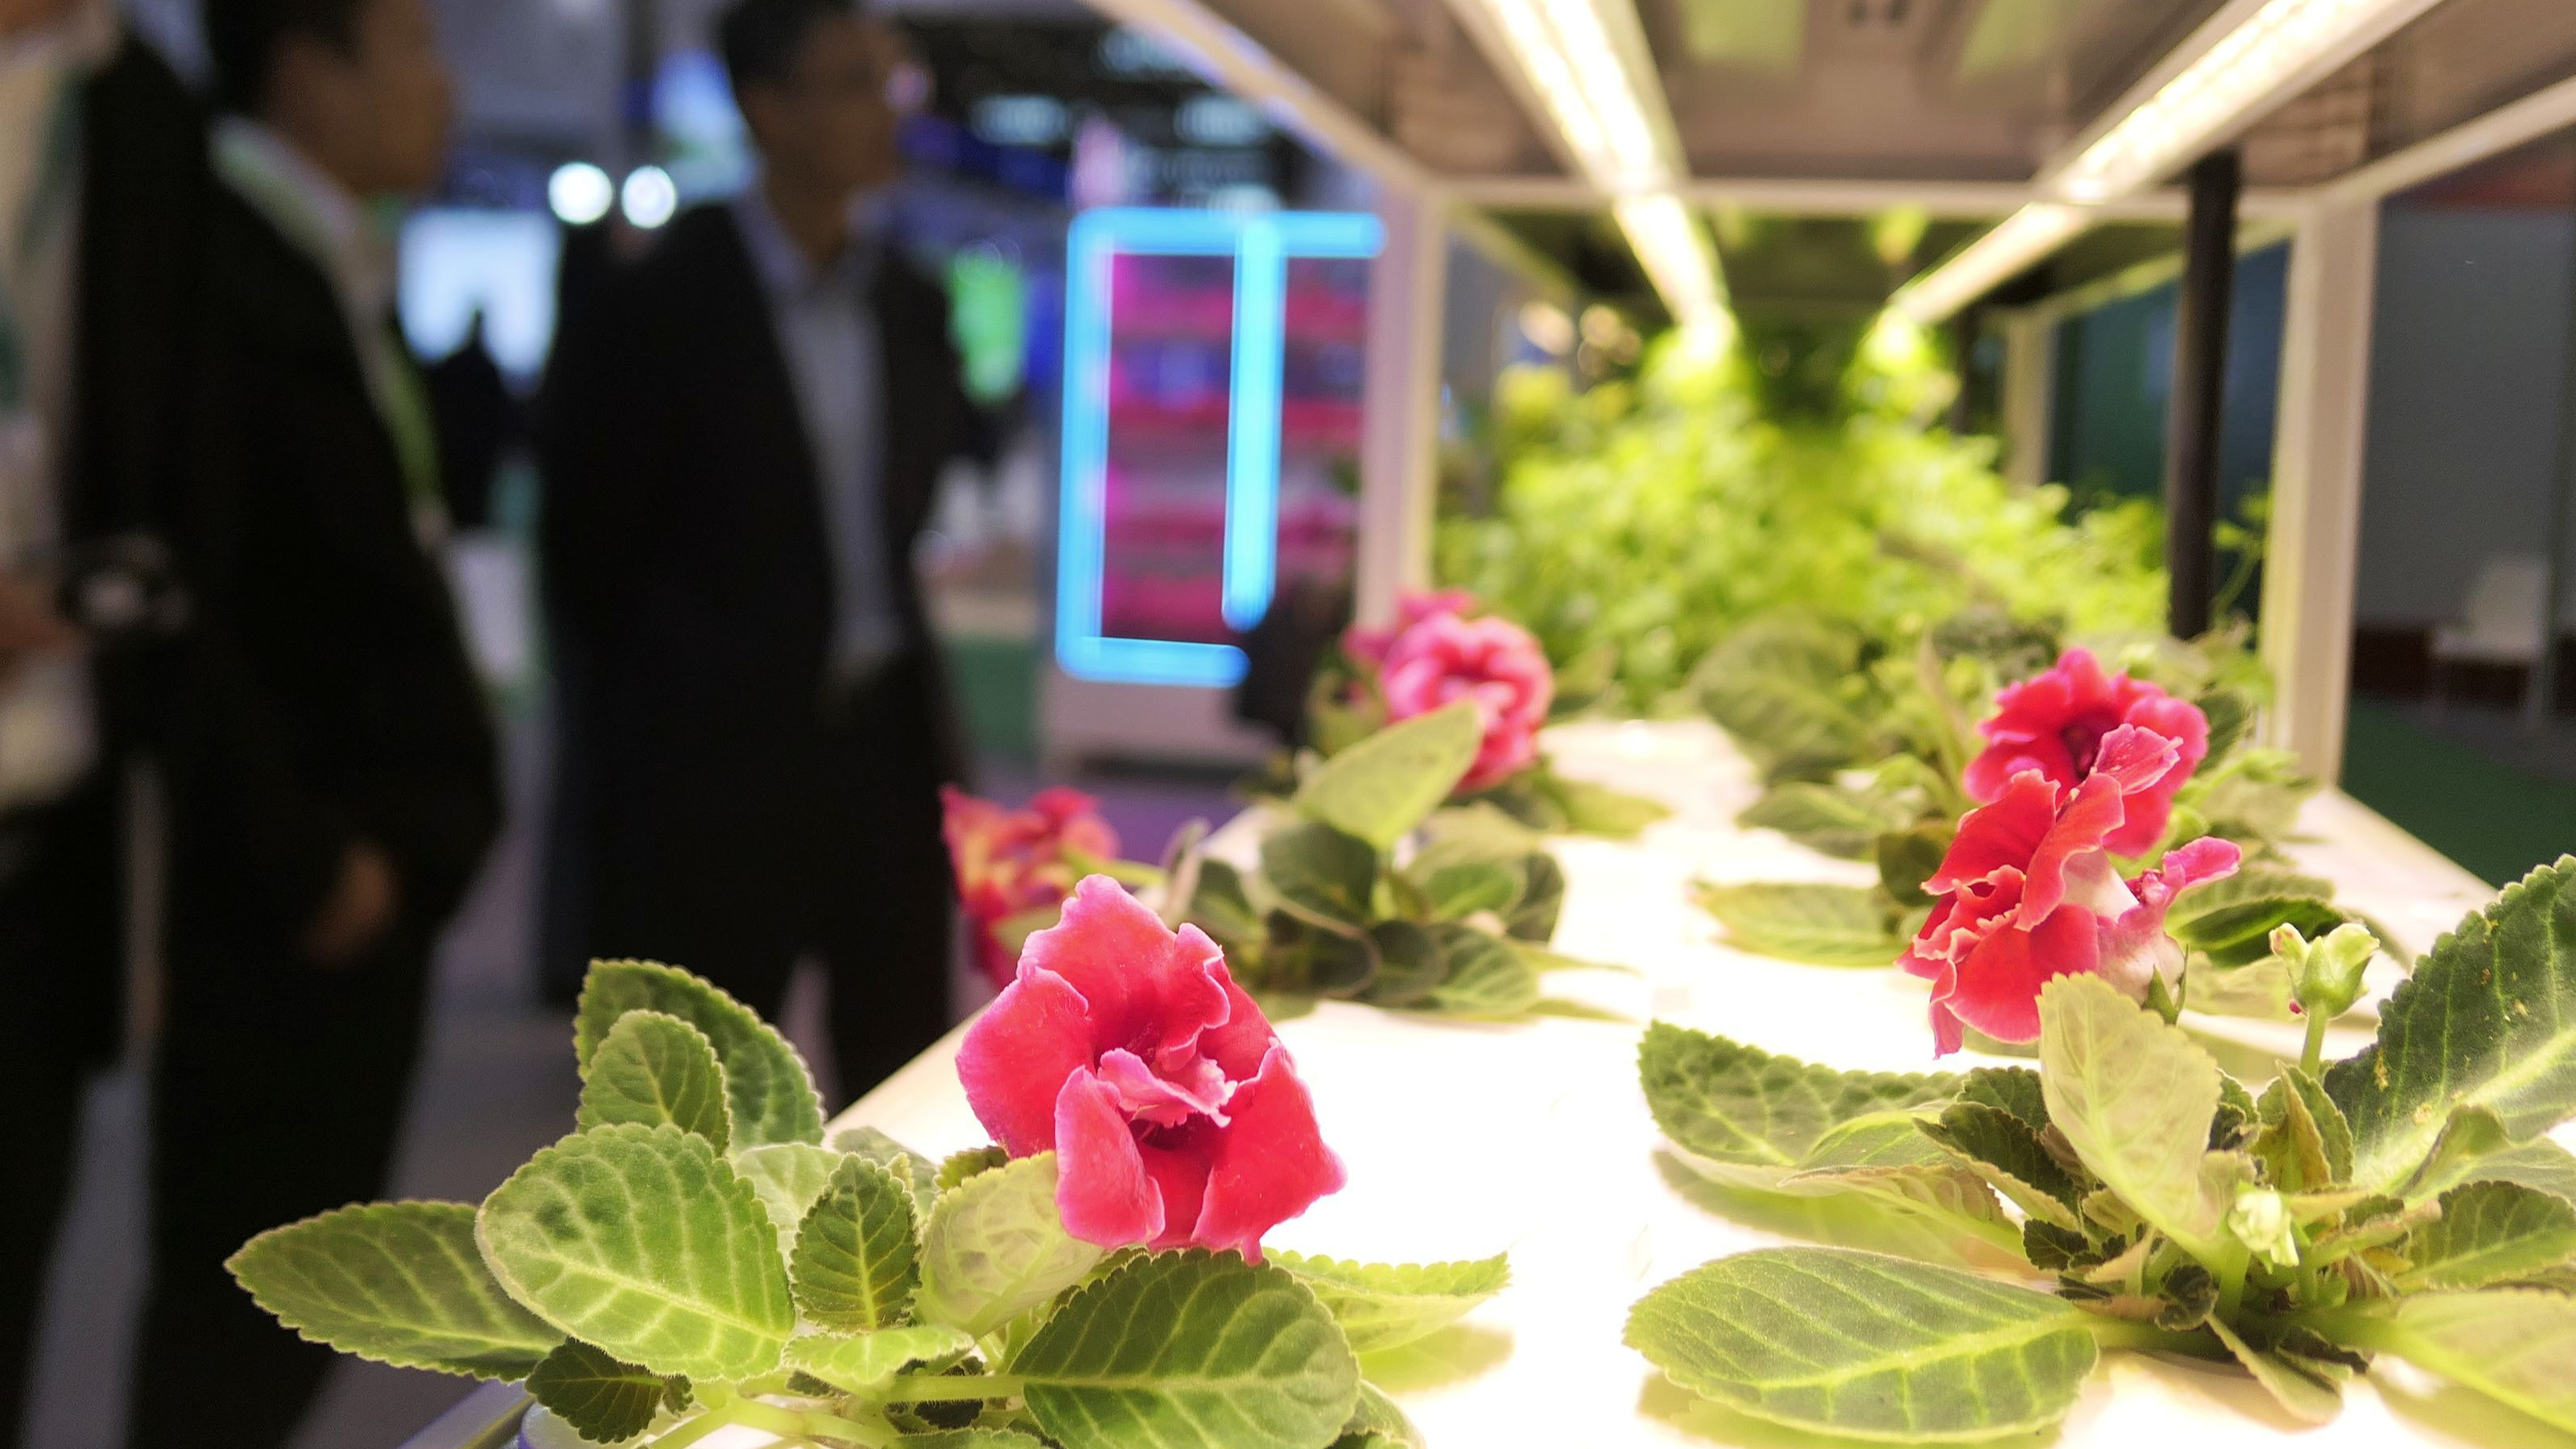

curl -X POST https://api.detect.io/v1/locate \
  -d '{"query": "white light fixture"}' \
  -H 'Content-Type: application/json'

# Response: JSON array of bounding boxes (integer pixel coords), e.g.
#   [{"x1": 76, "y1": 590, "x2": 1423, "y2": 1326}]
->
[
  {"x1": 1464, "y1": 0, "x2": 1724, "y2": 326},
  {"x1": 620, "y1": 165, "x2": 678, "y2": 229},
  {"x1": 547, "y1": 162, "x2": 614, "y2": 225},
  {"x1": 1896, "y1": 0, "x2": 2442, "y2": 323}
]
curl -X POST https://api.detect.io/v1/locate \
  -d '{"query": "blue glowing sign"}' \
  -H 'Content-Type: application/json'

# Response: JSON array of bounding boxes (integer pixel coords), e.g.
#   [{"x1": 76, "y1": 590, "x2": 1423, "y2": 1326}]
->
[{"x1": 1055, "y1": 207, "x2": 1382, "y2": 687}]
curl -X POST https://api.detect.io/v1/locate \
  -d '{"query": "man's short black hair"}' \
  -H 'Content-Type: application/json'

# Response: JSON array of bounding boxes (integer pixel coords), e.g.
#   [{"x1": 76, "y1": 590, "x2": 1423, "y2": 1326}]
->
[
  {"x1": 202, "y1": 0, "x2": 370, "y2": 115},
  {"x1": 718, "y1": 0, "x2": 863, "y2": 97}
]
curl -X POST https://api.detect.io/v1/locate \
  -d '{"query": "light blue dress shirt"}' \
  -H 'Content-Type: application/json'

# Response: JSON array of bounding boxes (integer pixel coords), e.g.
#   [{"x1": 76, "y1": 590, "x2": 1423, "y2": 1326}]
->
[{"x1": 732, "y1": 186, "x2": 900, "y2": 682}]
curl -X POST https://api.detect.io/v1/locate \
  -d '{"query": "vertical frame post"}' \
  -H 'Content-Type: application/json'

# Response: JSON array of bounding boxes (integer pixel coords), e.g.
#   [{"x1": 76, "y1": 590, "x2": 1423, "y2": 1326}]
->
[
  {"x1": 2260, "y1": 199, "x2": 2382, "y2": 782},
  {"x1": 2165, "y1": 149, "x2": 2243, "y2": 640},
  {"x1": 1354, "y1": 188, "x2": 1450, "y2": 626},
  {"x1": 1996, "y1": 306, "x2": 2057, "y2": 489}
]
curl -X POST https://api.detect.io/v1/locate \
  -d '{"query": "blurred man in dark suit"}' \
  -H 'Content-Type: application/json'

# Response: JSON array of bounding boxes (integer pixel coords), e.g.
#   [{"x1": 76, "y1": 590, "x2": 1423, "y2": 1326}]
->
[
  {"x1": 542, "y1": 0, "x2": 980, "y2": 1097},
  {"x1": 129, "y1": 0, "x2": 498, "y2": 1441},
  {"x1": 0, "y1": 2, "x2": 213, "y2": 1440}
]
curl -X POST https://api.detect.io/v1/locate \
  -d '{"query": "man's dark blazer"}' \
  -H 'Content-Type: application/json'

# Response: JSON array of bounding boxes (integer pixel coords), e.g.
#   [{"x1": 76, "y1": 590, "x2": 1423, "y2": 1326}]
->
[
  {"x1": 164, "y1": 182, "x2": 501, "y2": 952},
  {"x1": 538, "y1": 202, "x2": 978, "y2": 990}
]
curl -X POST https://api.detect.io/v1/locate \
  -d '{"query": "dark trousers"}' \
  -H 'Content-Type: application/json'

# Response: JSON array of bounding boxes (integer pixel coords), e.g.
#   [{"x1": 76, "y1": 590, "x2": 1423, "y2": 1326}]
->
[
  {"x1": 125, "y1": 916, "x2": 435, "y2": 1449},
  {"x1": 0, "y1": 783, "x2": 118, "y2": 1449},
  {"x1": 591, "y1": 653, "x2": 955, "y2": 1102}
]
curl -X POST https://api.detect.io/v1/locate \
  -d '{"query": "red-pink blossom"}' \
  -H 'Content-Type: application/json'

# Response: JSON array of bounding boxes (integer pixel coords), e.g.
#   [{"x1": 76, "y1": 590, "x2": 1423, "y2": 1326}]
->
[
  {"x1": 1904, "y1": 725, "x2": 2242, "y2": 1054},
  {"x1": 1379, "y1": 611, "x2": 1554, "y2": 793},
  {"x1": 1965, "y1": 648, "x2": 2211, "y2": 857},
  {"x1": 1341, "y1": 588, "x2": 1480, "y2": 674},
  {"x1": 956, "y1": 876, "x2": 1345, "y2": 1257},
  {"x1": 940, "y1": 786, "x2": 1123, "y2": 988}
]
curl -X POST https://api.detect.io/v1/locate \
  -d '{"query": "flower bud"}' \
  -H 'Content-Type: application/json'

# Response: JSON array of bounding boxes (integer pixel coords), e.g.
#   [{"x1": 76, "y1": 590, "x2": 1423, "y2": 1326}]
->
[
  {"x1": 2229, "y1": 1187, "x2": 2301, "y2": 1270},
  {"x1": 2277, "y1": 921, "x2": 2378, "y2": 1022}
]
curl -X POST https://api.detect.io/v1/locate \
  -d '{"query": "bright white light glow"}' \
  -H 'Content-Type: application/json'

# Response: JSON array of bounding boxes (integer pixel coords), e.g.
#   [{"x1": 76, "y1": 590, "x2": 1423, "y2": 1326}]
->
[
  {"x1": 1518, "y1": 300, "x2": 1575, "y2": 355},
  {"x1": 1891, "y1": 204, "x2": 2083, "y2": 324},
  {"x1": 620, "y1": 166, "x2": 678, "y2": 229},
  {"x1": 1471, "y1": 0, "x2": 1723, "y2": 325},
  {"x1": 547, "y1": 162, "x2": 614, "y2": 225}
]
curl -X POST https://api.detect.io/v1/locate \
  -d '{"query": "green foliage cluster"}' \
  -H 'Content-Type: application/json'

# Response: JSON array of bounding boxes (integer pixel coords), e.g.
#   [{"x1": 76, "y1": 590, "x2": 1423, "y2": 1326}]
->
[
  {"x1": 1184, "y1": 704, "x2": 1595, "y2": 1020},
  {"x1": 1439, "y1": 336, "x2": 2166, "y2": 715},
  {"x1": 1631, "y1": 857, "x2": 2576, "y2": 1439},
  {"x1": 229, "y1": 960, "x2": 1508, "y2": 1447}
]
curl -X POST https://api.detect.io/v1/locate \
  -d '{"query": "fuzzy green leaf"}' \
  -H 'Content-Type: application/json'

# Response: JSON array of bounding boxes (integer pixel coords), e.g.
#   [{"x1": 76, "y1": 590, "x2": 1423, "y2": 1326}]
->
[
  {"x1": 786, "y1": 1325, "x2": 976, "y2": 1394},
  {"x1": 1624, "y1": 1247, "x2": 2096, "y2": 1442},
  {"x1": 1414, "y1": 861, "x2": 1521, "y2": 922},
  {"x1": 1639, "y1": 1023, "x2": 1954, "y2": 1187},
  {"x1": 1550, "y1": 775, "x2": 1669, "y2": 837},
  {"x1": 2206, "y1": 1317, "x2": 2343, "y2": 1426},
  {"x1": 1957, "y1": 1067, "x2": 2047, "y2": 1128},
  {"x1": 525, "y1": 1340, "x2": 669, "y2": 1443},
  {"x1": 890, "y1": 1434, "x2": 1046, "y2": 1449},
  {"x1": 576, "y1": 960, "x2": 824, "y2": 1149},
  {"x1": 1338, "y1": 1382, "x2": 1420, "y2": 1448},
  {"x1": 2400, "y1": 1182, "x2": 2576, "y2": 1290},
  {"x1": 916, "y1": 1153, "x2": 1104, "y2": 1336},
  {"x1": 792, "y1": 1156, "x2": 920, "y2": 1331},
  {"x1": 937, "y1": 1146, "x2": 1009, "y2": 1194},
  {"x1": 226, "y1": 1201, "x2": 558, "y2": 1380},
  {"x1": 575, "y1": 1011, "x2": 732, "y2": 1152},
  {"x1": 833, "y1": 1126, "x2": 942, "y2": 1217},
  {"x1": 2167, "y1": 870, "x2": 2345, "y2": 966},
  {"x1": 1361, "y1": 921, "x2": 1444, "y2": 1007},
  {"x1": 1505, "y1": 852, "x2": 1565, "y2": 942},
  {"x1": 1422, "y1": 926, "x2": 1539, "y2": 1018},
  {"x1": 2362, "y1": 1290, "x2": 2576, "y2": 1433},
  {"x1": 477, "y1": 1124, "x2": 794, "y2": 1381},
  {"x1": 2467, "y1": 1138, "x2": 2576, "y2": 1201},
  {"x1": 1695, "y1": 882, "x2": 1905, "y2": 967},
  {"x1": 1918, "y1": 1102, "x2": 2083, "y2": 1231},
  {"x1": 1261, "y1": 822, "x2": 1380, "y2": 927},
  {"x1": 2328, "y1": 857, "x2": 2576, "y2": 1194},
  {"x1": 1737, "y1": 783, "x2": 1913, "y2": 860},
  {"x1": 1294, "y1": 702, "x2": 1482, "y2": 849},
  {"x1": 1269, "y1": 1251, "x2": 1510, "y2": 1354},
  {"x1": 1012, "y1": 1250, "x2": 1359, "y2": 1449},
  {"x1": 2038, "y1": 975, "x2": 2237, "y2": 1262},
  {"x1": 735, "y1": 1143, "x2": 846, "y2": 1257},
  {"x1": 1699, "y1": 666, "x2": 1870, "y2": 780}
]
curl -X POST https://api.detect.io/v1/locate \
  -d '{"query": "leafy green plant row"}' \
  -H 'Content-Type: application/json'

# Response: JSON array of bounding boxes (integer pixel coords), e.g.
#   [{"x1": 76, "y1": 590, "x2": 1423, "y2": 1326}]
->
[{"x1": 1632, "y1": 855, "x2": 2576, "y2": 1439}]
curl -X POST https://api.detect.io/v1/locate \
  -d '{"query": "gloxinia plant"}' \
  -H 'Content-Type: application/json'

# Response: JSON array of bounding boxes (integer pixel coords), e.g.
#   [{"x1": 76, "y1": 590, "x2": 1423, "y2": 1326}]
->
[
  {"x1": 1185, "y1": 701, "x2": 1604, "y2": 1020},
  {"x1": 1635, "y1": 855, "x2": 2576, "y2": 1441},
  {"x1": 940, "y1": 786, "x2": 1129, "y2": 987},
  {"x1": 229, "y1": 953, "x2": 1505, "y2": 1447},
  {"x1": 1301, "y1": 589, "x2": 1666, "y2": 840}
]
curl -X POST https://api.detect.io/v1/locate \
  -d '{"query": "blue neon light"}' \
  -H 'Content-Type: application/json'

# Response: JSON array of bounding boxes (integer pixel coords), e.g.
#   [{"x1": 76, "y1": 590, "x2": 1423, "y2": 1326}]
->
[{"x1": 1054, "y1": 207, "x2": 1384, "y2": 687}]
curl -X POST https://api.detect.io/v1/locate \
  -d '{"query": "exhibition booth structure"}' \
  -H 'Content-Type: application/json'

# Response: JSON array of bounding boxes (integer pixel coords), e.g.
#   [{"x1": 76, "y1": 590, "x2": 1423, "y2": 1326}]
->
[{"x1": 299, "y1": 2, "x2": 2576, "y2": 1447}]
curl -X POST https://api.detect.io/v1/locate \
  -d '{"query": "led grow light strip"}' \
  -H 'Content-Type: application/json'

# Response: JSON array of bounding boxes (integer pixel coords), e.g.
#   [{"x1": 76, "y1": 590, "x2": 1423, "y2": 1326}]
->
[
  {"x1": 1055, "y1": 208, "x2": 1383, "y2": 687},
  {"x1": 1894, "y1": 0, "x2": 2443, "y2": 324},
  {"x1": 1472, "y1": 0, "x2": 1723, "y2": 324}
]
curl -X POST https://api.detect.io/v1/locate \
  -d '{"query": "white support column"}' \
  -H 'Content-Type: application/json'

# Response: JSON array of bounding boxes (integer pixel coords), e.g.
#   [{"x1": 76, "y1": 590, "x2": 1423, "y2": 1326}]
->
[
  {"x1": 1996, "y1": 309, "x2": 2058, "y2": 489},
  {"x1": 2260, "y1": 200, "x2": 2382, "y2": 782},
  {"x1": 1354, "y1": 188, "x2": 1450, "y2": 625}
]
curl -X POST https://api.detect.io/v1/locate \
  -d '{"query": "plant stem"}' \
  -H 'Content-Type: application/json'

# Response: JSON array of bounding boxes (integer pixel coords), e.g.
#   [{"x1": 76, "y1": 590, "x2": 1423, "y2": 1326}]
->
[
  {"x1": 2300, "y1": 1007, "x2": 2330, "y2": 1077},
  {"x1": 647, "y1": 1405, "x2": 752, "y2": 1449},
  {"x1": 882, "y1": 1371, "x2": 1026, "y2": 1403},
  {"x1": 2083, "y1": 1317, "x2": 2224, "y2": 1358}
]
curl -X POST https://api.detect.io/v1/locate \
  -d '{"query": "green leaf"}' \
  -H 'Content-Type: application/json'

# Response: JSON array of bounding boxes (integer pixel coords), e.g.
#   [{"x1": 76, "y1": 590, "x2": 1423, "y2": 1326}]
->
[
  {"x1": 574, "y1": 1012, "x2": 732, "y2": 1153},
  {"x1": 786, "y1": 1325, "x2": 976, "y2": 1394},
  {"x1": 1737, "y1": 782, "x2": 1913, "y2": 861},
  {"x1": 2400, "y1": 1182, "x2": 2576, "y2": 1290},
  {"x1": 1698, "y1": 652, "x2": 1871, "y2": 780},
  {"x1": 1261, "y1": 821, "x2": 1380, "y2": 927},
  {"x1": 2466, "y1": 1138, "x2": 2576, "y2": 1201},
  {"x1": 1422, "y1": 926, "x2": 1539, "y2": 1018},
  {"x1": 226, "y1": 1201, "x2": 559, "y2": 1380},
  {"x1": 1012, "y1": 1250, "x2": 1360, "y2": 1449},
  {"x1": 1956, "y1": 1067, "x2": 2047, "y2": 1129},
  {"x1": 1918, "y1": 1102, "x2": 2083, "y2": 1231},
  {"x1": 525, "y1": 1340, "x2": 670, "y2": 1443},
  {"x1": 916, "y1": 1153, "x2": 1104, "y2": 1337},
  {"x1": 1360, "y1": 921, "x2": 1443, "y2": 1007},
  {"x1": 477, "y1": 1124, "x2": 795, "y2": 1381},
  {"x1": 1505, "y1": 852, "x2": 1564, "y2": 942},
  {"x1": 890, "y1": 1434, "x2": 1046, "y2": 1449},
  {"x1": 1624, "y1": 1247, "x2": 2097, "y2": 1442},
  {"x1": 1336, "y1": 1381, "x2": 1419, "y2": 1449},
  {"x1": 2037, "y1": 975, "x2": 2236, "y2": 1263},
  {"x1": 1294, "y1": 702, "x2": 1483, "y2": 849},
  {"x1": 1695, "y1": 882, "x2": 1904, "y2": 968},
  {"x1": 2254, "y1": 1067, "x2": 2352, "y2": 1195},
  {"x1": 576, "y1": 960, "x2": 823, "y2": 1149},
  {"x1": 1639, "y1": 1023, "x2": 1954, "y2": 1186},
  {"x1": 792, "y1": 1156, "x2": 920, "y2": 1331},
  {"x1": 2166, "y1": 869, "x2": 2344, "y2": 966},
  {"x1": 1414, "y1": 861, "x2": 1521, "y2": 921},
  {"x1": 1268, "y1": 1251, "x2": 1510, "y2": 1354},
  {"x1": 834, "y1": 1126, "x2": 942, "y2": 1217},
  {"x1": 2359, "y1": 1290, "x2": 2576, "y2": 1433},
  {"x1": 1550, "y1": 775, "x2": 1669, "y2": 838},
  {"x1": 735, "y1": 1143, "x2": 847, "y2": 1255},
  {"x1": 1183, "y1": 859, "x2": 1262, "y2": 946},
  {"x1": 2206, "y1": 1317, "x2": 2343, "y2": 1426},
  {"x1": 937, "y1": 1146, "x2": 1010, "y2": 1193},
  {"x1": 1876, "y1": 827, "x2": 1949, "y2": 909},
  {"x1": 2329, "y1": 859, "x2": 2576, "y2": 1194}
]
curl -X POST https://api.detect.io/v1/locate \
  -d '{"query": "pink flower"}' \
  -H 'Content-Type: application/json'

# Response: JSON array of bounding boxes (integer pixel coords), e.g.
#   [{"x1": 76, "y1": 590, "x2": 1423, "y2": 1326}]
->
[
  {"x1": 1903, "y1": 725, "x2": 2241, "y2": 1054},
  {"x1": 1379, "y1": 612, "x2": 1554, "y2": 793},
  {"x1": 956, "y1": 877, "x2": 1346, "y2": 1257},
  {"x1": 1341, "y1": 588, "x2": 1480, "y2": 674},
  {"x1": 1965, "y1": 649, "x2": 2211, "y2": 857},
  {"x1": 941, "y1": 787, "x2": 1123, "y2": 988}
]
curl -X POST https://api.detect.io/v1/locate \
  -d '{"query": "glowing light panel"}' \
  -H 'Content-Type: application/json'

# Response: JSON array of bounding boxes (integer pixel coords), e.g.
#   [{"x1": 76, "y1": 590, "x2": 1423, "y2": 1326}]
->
[{"x1": 1055, "y1": 207, "x2": 1383, "y2": 687}]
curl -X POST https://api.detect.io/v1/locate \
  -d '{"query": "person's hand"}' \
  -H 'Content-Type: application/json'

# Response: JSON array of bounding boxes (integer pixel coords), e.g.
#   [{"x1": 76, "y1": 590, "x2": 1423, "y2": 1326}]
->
[
  {"x1": 0, "y1": 572, "x2": 80, "y2": 690},
  {"x1": 303, "y1": 841, "x2": 400, "y2": 968}
]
